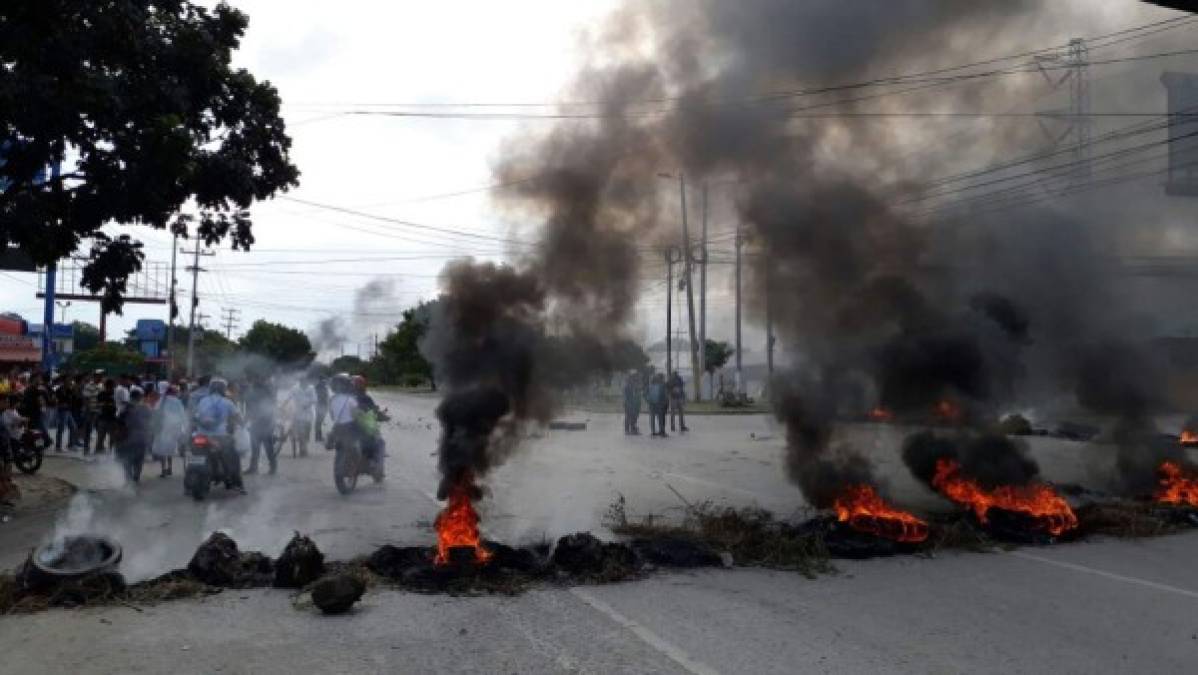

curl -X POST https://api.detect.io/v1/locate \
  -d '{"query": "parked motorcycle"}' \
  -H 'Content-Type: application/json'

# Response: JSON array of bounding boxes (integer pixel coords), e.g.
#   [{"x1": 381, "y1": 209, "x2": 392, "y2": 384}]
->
[{"x1": 182, "y1": 432, "x2": 242, "y2": 501}]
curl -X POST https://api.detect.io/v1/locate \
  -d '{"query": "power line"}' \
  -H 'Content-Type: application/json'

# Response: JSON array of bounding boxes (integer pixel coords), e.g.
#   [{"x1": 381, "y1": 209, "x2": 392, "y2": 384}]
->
[{"x1": 287, "y1": 16, "x2": 1197, "y2": 113}]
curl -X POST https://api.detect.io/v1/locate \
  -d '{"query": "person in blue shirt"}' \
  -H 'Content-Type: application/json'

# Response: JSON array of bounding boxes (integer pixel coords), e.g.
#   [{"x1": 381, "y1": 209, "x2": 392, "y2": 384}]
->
[{"x1": 193, "y1": 378, "x2": 245, "y2": 493}]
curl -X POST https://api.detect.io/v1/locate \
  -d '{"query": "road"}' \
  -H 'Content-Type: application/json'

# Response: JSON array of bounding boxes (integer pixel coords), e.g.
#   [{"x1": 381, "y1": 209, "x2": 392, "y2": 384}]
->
[{"x1": 2, "y1": 391, "x2": 1197, "y2": 674}]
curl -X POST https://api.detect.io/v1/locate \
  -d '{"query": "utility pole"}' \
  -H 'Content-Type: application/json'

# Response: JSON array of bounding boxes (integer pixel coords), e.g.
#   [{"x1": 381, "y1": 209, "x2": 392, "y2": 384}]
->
[
  {"x1": 167, "y1": 233, "x2": 179, "y2": 375},
  {"x1": 678, "y1": 175, "x2": 702, "y2": 402},
  {"x1": 184, "y1": 238, "x2": 215, "y2": 378},
  {"x1": 734, "y1": 221, "x2": 743, "y2": 395},
  {"x1": 220, "y1": 307, "x2": 241, "y2": 340},
  {"x1": 765, "y1": 262, "x2": 775, "y2": 391},
  {"x1": 699, "y1": 182, "x2": 708, "y2": 400},
  {"x1": 663, "y1": 247, "x2": 681, "y2": 378}
]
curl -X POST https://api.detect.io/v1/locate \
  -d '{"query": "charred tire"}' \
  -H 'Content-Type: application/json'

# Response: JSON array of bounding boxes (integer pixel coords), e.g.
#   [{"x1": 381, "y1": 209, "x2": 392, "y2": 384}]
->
[{"x1": 334, "y1": 447, "x2": 358, "y2": 495}]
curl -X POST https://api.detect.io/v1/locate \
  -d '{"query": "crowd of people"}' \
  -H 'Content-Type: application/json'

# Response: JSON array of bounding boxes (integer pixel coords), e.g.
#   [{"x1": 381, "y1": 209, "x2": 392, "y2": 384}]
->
[
  {"x1": 622, "y1": 370, "x2": 688, "y2": 437},
  {"x1": 0, "y1": 367, "x2": 377, "y2": 494}
]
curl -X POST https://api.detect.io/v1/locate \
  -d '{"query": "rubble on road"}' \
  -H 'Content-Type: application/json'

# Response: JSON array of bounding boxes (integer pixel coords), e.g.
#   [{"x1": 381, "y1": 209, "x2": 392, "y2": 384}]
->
[{"x1": 310, "y1": 573, "x2": 365, "y2": 614}]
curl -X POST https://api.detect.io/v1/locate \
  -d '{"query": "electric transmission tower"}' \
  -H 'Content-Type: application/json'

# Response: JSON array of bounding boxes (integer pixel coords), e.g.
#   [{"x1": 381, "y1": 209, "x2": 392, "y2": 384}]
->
[
  {"x1": 221, "y1": 307, "x2": 241, "y2": 339},
  {"x1": 1036, "y1": 37, "x2": 1092, "y2": 188}
]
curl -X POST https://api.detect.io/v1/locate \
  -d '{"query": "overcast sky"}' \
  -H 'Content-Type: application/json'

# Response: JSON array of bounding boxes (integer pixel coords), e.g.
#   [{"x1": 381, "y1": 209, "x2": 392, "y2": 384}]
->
[{"x1": 3, "y1": 0, "x2": 1197, "y2": 361}]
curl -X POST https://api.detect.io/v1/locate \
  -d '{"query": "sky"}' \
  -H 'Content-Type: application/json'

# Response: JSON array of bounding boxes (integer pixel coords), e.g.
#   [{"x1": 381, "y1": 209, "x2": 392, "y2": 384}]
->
[{"x1": 3, "y1": 0, "x2": 1198, "y2": 362}]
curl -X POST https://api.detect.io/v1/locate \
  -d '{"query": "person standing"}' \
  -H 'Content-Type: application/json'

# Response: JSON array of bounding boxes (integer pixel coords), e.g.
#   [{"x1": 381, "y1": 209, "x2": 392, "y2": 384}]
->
[
  {"x1": 114, "y1": 375, "x2": 132, "y2": 420},
  {"x1": 646, "y1": 373, "x2": 669, "y2": 438},
  {"x1": 313, "y1": 376, "x2": 329, "y2": 442},
  {"x1": 19, "y1": 374, "x2": 50, "y2": 449},
  {"x1": 118, "y1": 389, "x2": 153, "y2": 484},
  {"x1": 244, "y1": 375, "x2": 277, "y2": 475},
  {"x1": 94, "y1": 379, "x2": 117, "y2": 453},
  {"x1": 152, "y1": 383, "x2": 186, "y2": 478},
  {"x1": 52, "y1": 375, "x2": 78, "y2": 451},
  {"x1": 622, "y1": 370, "x2": 642, "y2": 435},
  {"x1": 79, "y1": 371, "x2": 102, "y2": 453},
  {"x1": 287, "y1": 379, "x2": 316, "y2": 457},
  {"x1": 668, "y1": 371, "x2": 688, "y2": 433}
]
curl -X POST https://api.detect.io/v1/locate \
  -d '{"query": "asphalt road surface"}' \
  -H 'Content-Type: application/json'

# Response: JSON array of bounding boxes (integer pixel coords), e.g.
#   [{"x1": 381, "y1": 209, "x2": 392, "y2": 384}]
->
[{"x1": 2, "y1": 391, "x2": 1197, "y2": 674}]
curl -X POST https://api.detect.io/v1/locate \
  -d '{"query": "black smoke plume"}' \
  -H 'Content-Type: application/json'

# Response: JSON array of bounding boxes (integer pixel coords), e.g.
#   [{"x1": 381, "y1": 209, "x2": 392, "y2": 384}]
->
[{"x1": 902, "y1": 431, "x2": 1041, "y2": 491}]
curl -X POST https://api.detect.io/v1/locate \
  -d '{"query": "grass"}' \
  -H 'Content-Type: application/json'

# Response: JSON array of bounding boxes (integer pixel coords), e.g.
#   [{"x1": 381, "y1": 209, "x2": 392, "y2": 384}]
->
[{"x1": 604, "y1": 494, "x2": 834, "y2": 578}]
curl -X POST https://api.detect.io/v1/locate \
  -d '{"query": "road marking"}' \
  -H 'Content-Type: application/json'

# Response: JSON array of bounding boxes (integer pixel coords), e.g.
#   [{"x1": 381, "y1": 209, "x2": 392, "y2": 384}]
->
[
  {"x1": 568, "y1": 587, "x2": 720, "y2": 675},
  {"x1": 1011, "y1": 551, "x2": 1198, "y2": 600}
]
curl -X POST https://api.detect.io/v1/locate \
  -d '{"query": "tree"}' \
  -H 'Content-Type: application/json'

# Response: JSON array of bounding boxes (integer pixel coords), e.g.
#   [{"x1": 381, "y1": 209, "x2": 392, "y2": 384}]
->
[
  {"x1": 377, "y1": 299, "x2": 440, "y2": 389},
  {"x1": 239, "y1": 320, "x2": 313, "y2": 366},
  {"x1": 704, "y1": 339, "x2": 733, "y2": 375},
  {"x1": 67, "y1": 343, "x2": 145, "y2": 375},
  {"x1": 71, "y1": 321, "x2": 101, "y2": 352},
  {"x1": 330, "y1": 355, "x2": 366, "y2": 375},
  {"x1": 0, "y1": 1, "x2": 299, "y2": 312}
]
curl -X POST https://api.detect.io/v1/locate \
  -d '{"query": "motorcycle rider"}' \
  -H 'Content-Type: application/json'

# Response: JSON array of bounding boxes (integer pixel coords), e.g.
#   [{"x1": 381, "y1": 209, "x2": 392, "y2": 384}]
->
[
  {"x1": 351, "y1": 375, "x2": 389, "y2": 470},
  {"x1": 192, "y1": 377, "x2": 246, "y2": 494},
  {"x1": 326, "y1": 373, "x2": 359, "y2": 451}
]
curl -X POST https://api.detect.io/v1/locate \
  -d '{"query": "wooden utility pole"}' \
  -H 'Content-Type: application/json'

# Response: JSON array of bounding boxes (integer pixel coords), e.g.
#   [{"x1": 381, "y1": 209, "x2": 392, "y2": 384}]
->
[
  {"x1": 699, "y1": 182, "x2": 708, "y2": 400},
  {"x1": 167, "y1": 233, "x2": 179, "y2": 374},
  {"x1": 734, "y1": 221, "x2": 743, "y2": 394},
  {"x1": 663, "y1": 247, "x2": 681, "y2": 378},
  {"x1": 678, "y1": 175, "x2": 702, "y2": 402}
]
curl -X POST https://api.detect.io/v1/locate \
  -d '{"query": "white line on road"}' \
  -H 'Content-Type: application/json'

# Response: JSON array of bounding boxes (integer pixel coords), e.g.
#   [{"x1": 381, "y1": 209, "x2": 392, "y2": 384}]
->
[
  {"x1": 659, "y1": 471, "x2": 759, "y2": 500},
  {"x1": 1011, "y1": 551, "x2": 1198, "y2": 600},
  {"x1": 568, "y1": 587, "x2": 721, "y2": 675}
]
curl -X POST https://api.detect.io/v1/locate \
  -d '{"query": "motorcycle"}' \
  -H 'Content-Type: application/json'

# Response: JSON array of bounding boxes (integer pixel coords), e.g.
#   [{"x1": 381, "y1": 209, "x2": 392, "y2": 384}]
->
[
  {"x1": 11, "y1": 427, "x2": 46, "y2": 475},
  {"x1": 332, "y1": 428, "x2": 385, "y2": 495},
  {"x1": 182, "y1": 432, "x2": 242, "y2": 501}
]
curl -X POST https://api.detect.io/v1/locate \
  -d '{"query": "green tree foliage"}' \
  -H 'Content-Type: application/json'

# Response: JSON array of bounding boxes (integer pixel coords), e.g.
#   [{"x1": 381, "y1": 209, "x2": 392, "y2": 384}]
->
[
  {"x1": 330, "y1": 355, "x2": 366, "y2": 375},
  {"x1": 67, "y1": 343, "x2": 145, "y2": 375},
  {"x1": 70, "y1": 321, "x2": 101, "y2": 352},
  {"x1": 0, "y1": 1, "x2": 299, "y2": 312},
  {"x1": 704, "y1": 339, "x2": 733, "y2": 374},
  {"x1": 172, "y1": 325, "x2": 236, "y2": 375},
  {"x1": 239, "y1": 320, "x2": 313, "y2": 366},
  {"x1": 376, "y1": 299, "x2": 439, "y2": 389}
]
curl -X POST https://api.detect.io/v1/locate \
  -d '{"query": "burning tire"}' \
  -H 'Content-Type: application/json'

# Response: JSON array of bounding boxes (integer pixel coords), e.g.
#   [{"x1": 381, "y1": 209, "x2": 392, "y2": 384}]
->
[{"x1": 30, "y1": 535, "x2": 123, "y2": 580}]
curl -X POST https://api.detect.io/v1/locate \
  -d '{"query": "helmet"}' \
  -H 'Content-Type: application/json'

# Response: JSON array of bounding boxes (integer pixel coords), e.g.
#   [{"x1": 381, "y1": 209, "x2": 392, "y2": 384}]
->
[
  {"x1": 209, "y1": 377, "x2": 228, "y2": 395},
  {"x1": 351, "y1": 375, "x2": 366, "y2": 391},
  {"x1": 330, "y1": 373, "x2": 352, "y2": 394}
]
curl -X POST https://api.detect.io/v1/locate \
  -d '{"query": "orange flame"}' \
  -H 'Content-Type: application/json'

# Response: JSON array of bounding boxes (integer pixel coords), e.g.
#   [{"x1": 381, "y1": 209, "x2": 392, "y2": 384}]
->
[
  {"x1": 868, "y1": 407, "x2": 895, "y2": 423},
  {"x1": 833, "y1": 484, "x2": 929, "y2": 543},
  {"x1": 931, "y1": 458, "x2": 1077, "y2": 536},
  {"x1": 1155, "y1": 461, "x2": 1198, "y2": 507},
  {"x1": 1180, "y1": 430, "x2": 1198, "y2": 446},
  {"x1": 933, "y1": 400, "x2": 963, "y2": 424},
  {"x1": 434, "y1": 482, "x2": 492, "y2": 565}
]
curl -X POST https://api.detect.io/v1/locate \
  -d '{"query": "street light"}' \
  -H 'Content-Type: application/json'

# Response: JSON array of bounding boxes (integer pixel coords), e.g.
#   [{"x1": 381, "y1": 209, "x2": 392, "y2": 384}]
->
[{"x1": 55, "y1": 300, "x2": 71, "y2": 324}]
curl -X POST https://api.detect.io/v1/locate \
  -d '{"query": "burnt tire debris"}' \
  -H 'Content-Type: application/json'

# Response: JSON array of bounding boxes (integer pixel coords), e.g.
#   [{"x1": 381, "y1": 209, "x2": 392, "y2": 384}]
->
[{"x1": 3, "y1": 502, "x2": 1198, "y2": 615}]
